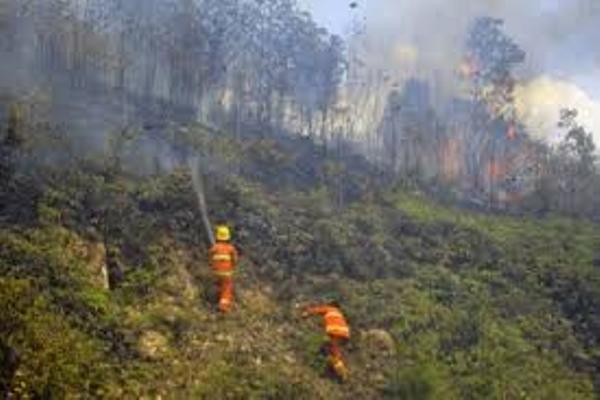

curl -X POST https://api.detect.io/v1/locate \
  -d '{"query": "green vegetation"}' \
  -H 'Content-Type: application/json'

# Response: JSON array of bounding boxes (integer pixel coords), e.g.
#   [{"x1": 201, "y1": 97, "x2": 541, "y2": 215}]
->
[{"x1": 1, "y1": 124, "x2": 600, "y2": 399}]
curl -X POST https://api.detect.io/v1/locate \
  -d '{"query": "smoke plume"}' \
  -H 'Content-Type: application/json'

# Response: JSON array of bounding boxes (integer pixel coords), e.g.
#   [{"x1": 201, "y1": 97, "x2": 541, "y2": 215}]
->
[{"x1": 302, "y1": 0, "x2": 600, "y2": 145}]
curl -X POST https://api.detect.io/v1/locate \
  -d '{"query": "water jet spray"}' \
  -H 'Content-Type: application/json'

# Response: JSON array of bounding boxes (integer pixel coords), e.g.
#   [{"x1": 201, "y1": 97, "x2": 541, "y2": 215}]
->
[{"x1": 189, "y1": 156, "x2": 215, "y2": 246}]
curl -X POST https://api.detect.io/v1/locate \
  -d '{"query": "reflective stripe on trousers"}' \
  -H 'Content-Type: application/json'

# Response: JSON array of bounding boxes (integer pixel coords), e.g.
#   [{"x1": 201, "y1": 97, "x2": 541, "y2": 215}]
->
[{"x1": 218, "y1": 276, "x2": 233, "y2": 312}]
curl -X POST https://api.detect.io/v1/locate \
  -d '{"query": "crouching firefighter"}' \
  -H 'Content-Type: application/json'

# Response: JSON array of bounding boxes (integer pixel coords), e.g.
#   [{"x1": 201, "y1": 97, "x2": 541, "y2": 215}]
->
[
  {"x1": 302, "y1": 300, "x2": 350, "y2": 381},
  {"x1": 209, "y1": 225, "x2": 239, "y2": 313}
]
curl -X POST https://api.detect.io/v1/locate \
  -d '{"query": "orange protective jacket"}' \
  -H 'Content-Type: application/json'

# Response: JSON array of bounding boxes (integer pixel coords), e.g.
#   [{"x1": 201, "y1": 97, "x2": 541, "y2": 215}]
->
[
  {"x1": 305, "y1": 305, "x2": 350, "y2": 339},
  {"x1": 209, "y1": 242, "x2": 238, "y2": 277}
]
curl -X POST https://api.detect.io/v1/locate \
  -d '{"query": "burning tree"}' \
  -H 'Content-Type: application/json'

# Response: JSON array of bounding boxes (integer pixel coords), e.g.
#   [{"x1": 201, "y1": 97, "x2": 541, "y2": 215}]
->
[
  {"x1": 461, "y1": 17, "x2": 526, "y2": 206},
  {"x1": 465, "y1": 17, "x2": 525, "y2": 116}
]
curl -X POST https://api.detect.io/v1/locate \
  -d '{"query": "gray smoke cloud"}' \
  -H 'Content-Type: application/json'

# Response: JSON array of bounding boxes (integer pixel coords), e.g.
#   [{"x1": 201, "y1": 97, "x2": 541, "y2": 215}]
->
[
  {"x1": 302, "y1": 0, "x2": 600, "y2": 142},
  {"x1": 302, "y1": 0, "x2": 600, "y2": 74},
  {"x1": 367, "y1": 0, "x2": 598, "y2": 75}
]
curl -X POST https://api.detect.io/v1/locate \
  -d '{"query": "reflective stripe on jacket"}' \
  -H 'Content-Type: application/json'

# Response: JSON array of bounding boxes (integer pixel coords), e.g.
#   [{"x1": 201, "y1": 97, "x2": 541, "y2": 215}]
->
[
  {"x1": 324, "y1": 309, "x2": 350, "y2": 338},
  {"x1": 306, "y1": 305, "x2": 350, "y2": 339},
  {"x1": 209, "y1": 242, "x2": 238, "y2": 274}
]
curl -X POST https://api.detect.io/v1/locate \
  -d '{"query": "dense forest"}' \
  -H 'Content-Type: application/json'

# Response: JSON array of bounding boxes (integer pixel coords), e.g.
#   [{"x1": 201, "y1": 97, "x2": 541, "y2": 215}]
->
[
  {"x1": 1, "y1": 0, "x2": 598, "y2": 215},
  {"x1": 1, "y1": 0, "x2": 600, "y2": 398}
]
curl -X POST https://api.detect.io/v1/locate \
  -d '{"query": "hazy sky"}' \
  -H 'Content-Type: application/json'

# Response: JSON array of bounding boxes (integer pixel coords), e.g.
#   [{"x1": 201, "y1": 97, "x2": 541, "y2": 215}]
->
[
  {"x1": 298, "y1": 0, "x2": 357, "y2": 36},
  {"x1": 298, "y1": 0, "x2": 600, "y2": 92},
  {"x1": 299, "y1": 0, "x2": 600, "y2": 142}
]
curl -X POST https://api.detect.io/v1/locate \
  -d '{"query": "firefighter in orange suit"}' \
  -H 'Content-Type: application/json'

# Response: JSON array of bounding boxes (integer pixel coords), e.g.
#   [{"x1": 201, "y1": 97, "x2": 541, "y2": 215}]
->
[
  {"x1": 209, "y1": 225, "x2": 239, "y2": 313},
  {"x1": 302, "y1": 301, "x2": 350, "y2": 381}
]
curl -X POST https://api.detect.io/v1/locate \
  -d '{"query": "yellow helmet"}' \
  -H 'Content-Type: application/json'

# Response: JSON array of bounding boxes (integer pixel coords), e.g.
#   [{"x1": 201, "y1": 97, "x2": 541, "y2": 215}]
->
[{"x1": 215, "y1": 225, "x2": 231, "y2": 242}]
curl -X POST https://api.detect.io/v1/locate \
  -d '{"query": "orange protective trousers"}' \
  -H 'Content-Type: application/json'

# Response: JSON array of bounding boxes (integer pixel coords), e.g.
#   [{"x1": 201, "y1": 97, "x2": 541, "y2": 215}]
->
[
  {"x1": 329, "y1": 336, "x2": 344, "y2": 359},
  {"x1": 217, "y1": 276, "x2": 234, "y2": 312},
  {"x1": 328, "y1": 335, "x2": 348, "y2": 379}
]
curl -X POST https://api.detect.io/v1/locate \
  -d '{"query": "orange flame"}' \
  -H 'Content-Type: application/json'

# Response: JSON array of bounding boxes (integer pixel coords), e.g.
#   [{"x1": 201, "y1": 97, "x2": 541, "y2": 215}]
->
[
  {"x1": 486, "y1": 161, "x2": 506, "y2": 180},
  {"x1": 458, "y1": 57, "x2": 479, "y2": 79},
  {"x1": 506, "y1": 123, "x2": 516, "y2": 141}
]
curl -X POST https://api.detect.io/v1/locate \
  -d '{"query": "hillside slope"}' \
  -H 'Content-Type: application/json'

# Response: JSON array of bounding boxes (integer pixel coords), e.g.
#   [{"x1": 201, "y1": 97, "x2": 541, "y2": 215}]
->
[{"x1": 1, "y1": 126, "x2": 600, "y2": 399}]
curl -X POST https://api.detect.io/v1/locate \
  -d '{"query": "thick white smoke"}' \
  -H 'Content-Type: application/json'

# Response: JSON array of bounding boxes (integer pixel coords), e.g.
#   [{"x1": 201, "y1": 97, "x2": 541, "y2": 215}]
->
[
  {"x1": 301, "y1": 0, "x2": 600, "y2": 145},
  {"x1": 515, "y1": 77, "x2": 600, "y2": 145},
  {"x1": 303, "y1": 0, "x2": 600, "y2": 73}
]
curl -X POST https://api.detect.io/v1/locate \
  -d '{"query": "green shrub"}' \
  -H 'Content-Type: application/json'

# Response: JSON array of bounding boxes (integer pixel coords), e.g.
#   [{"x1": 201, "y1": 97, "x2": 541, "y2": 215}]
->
[{"x1": 383, "y1": 363, "x2": 453, "y2": 400}]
